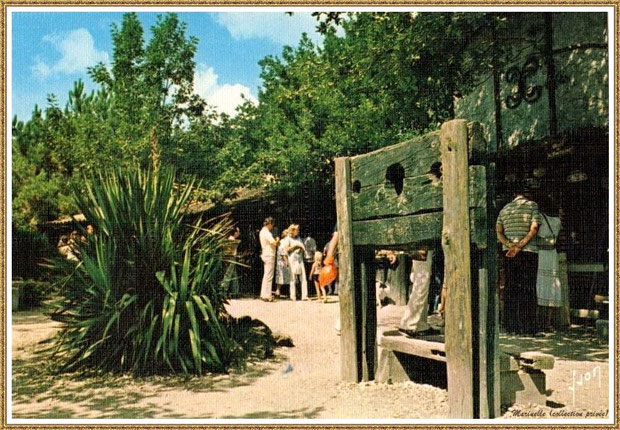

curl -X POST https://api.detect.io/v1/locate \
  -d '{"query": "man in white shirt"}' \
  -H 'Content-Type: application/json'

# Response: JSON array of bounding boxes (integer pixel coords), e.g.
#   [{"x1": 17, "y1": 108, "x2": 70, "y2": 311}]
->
[{"x1": 259, "y1": 217, "x2": 279, "y2": 301}]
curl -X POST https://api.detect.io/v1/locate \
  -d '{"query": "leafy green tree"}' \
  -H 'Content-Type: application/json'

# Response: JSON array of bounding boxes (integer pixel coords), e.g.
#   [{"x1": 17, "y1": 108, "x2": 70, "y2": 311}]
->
[
  {"x1": 206, "y1": 12, "x2": 511, "y2": 196},
  {"x1": 13, "y1": 12, "x2": 211, "y2": 227},
  {"x1": 13, "y1": 11, "x2": 518, "y2": 228}
]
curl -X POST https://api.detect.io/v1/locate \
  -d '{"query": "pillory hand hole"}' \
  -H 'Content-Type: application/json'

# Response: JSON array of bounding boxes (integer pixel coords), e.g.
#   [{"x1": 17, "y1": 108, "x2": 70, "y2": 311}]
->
[
  {"x1": 429, "y1": 161, "x2": 442, "y2": 180},
  {"x1": 385, "y1": 163, "x2": 405, "y2": 196}
]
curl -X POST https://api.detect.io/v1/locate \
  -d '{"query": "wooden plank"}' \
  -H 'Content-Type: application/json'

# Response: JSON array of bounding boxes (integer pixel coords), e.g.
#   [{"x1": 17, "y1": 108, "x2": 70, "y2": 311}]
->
[
  {"x1": 350, "y1": 132, "x2": 442, "y2": 188},
  {"x1": 351, "y1": 166, "x2": 487, "y2": 221},
  {"x1": 567, "y1": 263, "x2": 606, "y2": 273},
  {"x1": 471, "y1": 206, "x2": 488, "y2": 250},
  {"x1": 353, "y1": 211, "x2": 441, "y2": 248},
  {"x1": 335, "y1": 156, "x2": 359, "y2": 382},
  {"x1": 570, "y1": 308, "x2": 600, "y2": 319},
  {"x1": 473, "y1": 121, "x2": 500, "y2": 418},
  {"x1": 441, "y1": 119, "x2": 475, "y2": 419},
  {"x1": 594, "y1": 294, "x2": 608, "y2": 303},
  {"x1": 499, "y1": 353, "x2": 520, "y2": 372},
  {"x1": 519, "y1": 351, "x2": 555, "y2": 370},
  {"x1": 485, "y1": 160, "x2": 501, "y2": 419},
  {"x1": 478, "y1": 268, "x2": 489, "y2": 419},
  {"x1": 378, "y1": 333, "x2": 446, "y2": 363},
  {"x1": 359, "y1": 249, "x2": 376, "y2": 381},
  {"x1": 467, "y1": 121, "x2": 488, "y2": 164},
  {"x1": 352, "y1": 207, "x2": 487, "y2": 249}
]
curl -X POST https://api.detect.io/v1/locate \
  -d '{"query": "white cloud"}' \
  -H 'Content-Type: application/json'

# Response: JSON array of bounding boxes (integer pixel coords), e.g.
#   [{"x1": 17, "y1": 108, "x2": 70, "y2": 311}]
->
[
  {"x1": 193, "y1": 64, "x2": 257, "y2": 117},
  {"x1": 32, "y1": 28, "x2": 109, "y2": 79},
  {"x1": 214, "y1": 12, "x2": 323, "y2": 46}
]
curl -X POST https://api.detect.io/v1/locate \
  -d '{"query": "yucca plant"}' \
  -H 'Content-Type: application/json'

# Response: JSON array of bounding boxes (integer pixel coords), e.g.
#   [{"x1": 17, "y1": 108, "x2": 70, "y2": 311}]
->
[{"x1": 49, "y1": 166, "x2": 243, "y2": 375}]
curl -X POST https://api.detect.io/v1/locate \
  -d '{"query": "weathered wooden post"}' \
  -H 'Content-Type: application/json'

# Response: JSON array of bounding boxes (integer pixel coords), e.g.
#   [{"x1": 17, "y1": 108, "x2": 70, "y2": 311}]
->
[
  {"x1": 440, "y1": 119, "x2": 475, "y2": 418},
  {"x1": 335, "y1": 156, "x2": 360, "y2": 382}
]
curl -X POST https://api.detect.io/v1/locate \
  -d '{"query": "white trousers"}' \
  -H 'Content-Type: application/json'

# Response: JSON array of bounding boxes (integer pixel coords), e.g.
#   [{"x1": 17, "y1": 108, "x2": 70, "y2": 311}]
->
[
  {"x1": 289, "y1": 260, "x2": 308, "y2": 301},
  {"x1": 260, "y1": 255, "x2": 276, "y2": 299},
  {"x1": 400, "y1": 250, "x2": 433, "y2": 332}
]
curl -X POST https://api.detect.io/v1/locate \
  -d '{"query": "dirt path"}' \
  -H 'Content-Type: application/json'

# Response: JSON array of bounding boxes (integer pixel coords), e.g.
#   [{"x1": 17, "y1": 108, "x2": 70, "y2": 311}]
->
[{"x1": 11, "y1": 299, "x2": 608, "y2": 420}]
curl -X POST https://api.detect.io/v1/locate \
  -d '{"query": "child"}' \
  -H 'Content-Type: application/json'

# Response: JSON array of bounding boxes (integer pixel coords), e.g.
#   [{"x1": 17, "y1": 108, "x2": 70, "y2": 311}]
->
[{"x1": 309, "y1": 251, "x2": 326, "y2": 302}]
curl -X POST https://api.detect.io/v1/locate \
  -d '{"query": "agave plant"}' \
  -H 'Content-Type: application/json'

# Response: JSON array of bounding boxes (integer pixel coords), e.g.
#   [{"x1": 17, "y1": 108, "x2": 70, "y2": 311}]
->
[{"x1": 49, "y1": 167, "x2": 243, "y2": 375}]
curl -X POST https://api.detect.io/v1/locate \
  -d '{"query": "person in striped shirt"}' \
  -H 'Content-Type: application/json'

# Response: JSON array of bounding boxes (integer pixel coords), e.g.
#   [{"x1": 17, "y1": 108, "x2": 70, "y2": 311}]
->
[{"x1": 496, "y1": 190, "x2": 541, "y2": 336}]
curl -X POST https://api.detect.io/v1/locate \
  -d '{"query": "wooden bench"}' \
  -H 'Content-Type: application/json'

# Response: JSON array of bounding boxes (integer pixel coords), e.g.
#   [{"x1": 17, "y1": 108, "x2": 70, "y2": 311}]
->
[
  {"x1": 377, "y1": 327, "x2": 555, "y2": 408},
  {"x1": 376, "y1": 328, "x2": 446, "y2": 384}
]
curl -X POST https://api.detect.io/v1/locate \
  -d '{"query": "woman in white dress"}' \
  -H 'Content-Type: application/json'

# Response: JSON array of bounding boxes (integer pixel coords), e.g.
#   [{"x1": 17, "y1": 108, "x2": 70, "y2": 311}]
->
[
  {"x1": 536, "y1": 207, "x2": 562, "y2": 332},
  {"x1": 275, "y1": 229, "x2": 290, "y2": 298},
  {"x1": 283, "y1": 224, "x2": 308, "y2": 301}
]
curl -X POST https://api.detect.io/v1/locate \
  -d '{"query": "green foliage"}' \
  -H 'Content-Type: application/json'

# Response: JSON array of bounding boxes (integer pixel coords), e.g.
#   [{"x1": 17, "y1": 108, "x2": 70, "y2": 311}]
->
[
  {"x1": 13, "y1": 280, "x2": 55, "y2": 310},
  {"x1": 13, "y1": 13, "x2": 208, "y2": 227},
  {"x1": 13, "y1": 12, "x2": 515, "y2": 223},
  {"x1": 49, "y1": 167, "x2": 243, "y2": 375},
  {"x1": 11, "y1": 224, "x2": 55, "y2": 280},
  {"x1": 206, "y1": 13, "x2": 506, "y2": 197}
]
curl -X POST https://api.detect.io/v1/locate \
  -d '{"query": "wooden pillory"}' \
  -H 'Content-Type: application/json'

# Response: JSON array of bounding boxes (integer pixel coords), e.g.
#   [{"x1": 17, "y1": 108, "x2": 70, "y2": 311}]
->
[{"x1": 335, "y1": 119, "x2": 500, "y2": 418}]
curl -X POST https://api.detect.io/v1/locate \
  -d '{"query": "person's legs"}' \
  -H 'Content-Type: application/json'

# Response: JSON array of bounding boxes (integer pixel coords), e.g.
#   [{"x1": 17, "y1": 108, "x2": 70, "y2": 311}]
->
[
  {"x1": 524, "y1": 251, "x2": 539, "y2": 334},
  {"x1": 547, "y1": 306, "x2": 556, "y2": 331},
  {"x1": 290, "y1": 275, "x2": 297, "y2": 301},
  {"x1": 502, "y1": 254, "x2": 520, "y2": 333},
  {"x1": 300, "y1": 264, "x2": 308, "y2": 300},
  {"x1": 512, "y1": 251, "x2": 538, "y2": 335},
  {"x1": 400, "y1": 251, "x2": 433, "y2": 332},
  {"x1": 260, "y1": 256, "x2": 275, "y2": 300}
]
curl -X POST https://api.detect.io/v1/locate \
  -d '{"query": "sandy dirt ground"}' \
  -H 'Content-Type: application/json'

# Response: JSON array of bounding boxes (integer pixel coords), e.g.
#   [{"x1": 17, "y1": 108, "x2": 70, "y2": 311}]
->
[{"x1": 11, "y1": 298, "x2": 610, "y2": 420}]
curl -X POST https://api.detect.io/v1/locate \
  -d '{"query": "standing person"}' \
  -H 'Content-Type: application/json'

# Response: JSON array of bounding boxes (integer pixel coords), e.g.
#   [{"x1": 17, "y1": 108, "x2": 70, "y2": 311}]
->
[
  {"x1": 283, "y1": 224, "x2": 308, "y2": 301},
  {"x1": 259, "y1": 217, "x2": 279, "y2": 302},
  {"x1": 323, "y1": 230, "x2": 340, "y2": 295},
  {"x1": 428, "y1": 247, "x2": 444, "y2": 315},
  {"x1": 321, "y1": 228, "x2": 340, "y2": 332},
  {"x1": 376, "y1": 250, "x2": 398, "y2": 307},
  {"x1": 309, "y1": 251, "x2": 326, "y2": 302},
  {"x1": 399, "y1": 250, "x2": 441, "y2": 337},
  {"x1": 303, "y1": 234, "x2": 317, "y2": 288},
  {"x1": 536, "y1": 204, "x2": 563, "y2": 333},
  {"x1": 222, "y1": 227, "x2": 241, "y2": 296},
  {"x1": 496, "y1": 190, "x2": 541, "y2": 336},
  {"x1": 275, "y1": 229, "x2": 290, "y2": 298}
]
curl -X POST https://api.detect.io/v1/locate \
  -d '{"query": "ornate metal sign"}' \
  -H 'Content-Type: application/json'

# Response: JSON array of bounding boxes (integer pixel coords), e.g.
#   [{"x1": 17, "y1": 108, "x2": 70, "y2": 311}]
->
[{"x1": 504, "y1": 55, "x2": 544, "y2": 109}]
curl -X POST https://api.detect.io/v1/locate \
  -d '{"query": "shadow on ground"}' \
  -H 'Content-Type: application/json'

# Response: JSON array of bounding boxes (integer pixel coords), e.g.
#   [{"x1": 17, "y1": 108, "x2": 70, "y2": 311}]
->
[
  {"x1": 499, "y1": 325, "x2": 608, "y2": 362},
  {"x1": 12, "y1": 350, "x2": 285, "y2": 419},
  {"x1": 221, "y1": 406, "x2": 324, "y2": 419}
]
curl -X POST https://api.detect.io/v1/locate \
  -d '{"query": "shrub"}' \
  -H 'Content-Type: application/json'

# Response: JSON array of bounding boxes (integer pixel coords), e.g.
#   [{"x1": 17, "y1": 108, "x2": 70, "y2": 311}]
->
[
  {"x1": 12, "y1": 224, "x2": 54, "y2": 280},
  {"x1": 49, "y1": 167, "x2": 245, "y2": 375},
  {"x1": 12, "y1": 280, "x2": 55, "y2": 310}
]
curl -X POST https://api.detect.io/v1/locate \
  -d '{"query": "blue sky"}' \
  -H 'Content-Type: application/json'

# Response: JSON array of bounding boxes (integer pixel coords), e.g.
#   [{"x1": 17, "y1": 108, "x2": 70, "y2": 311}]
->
[{"x1": 11, "y1": 11, "x2": 325, "y2": 121}]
